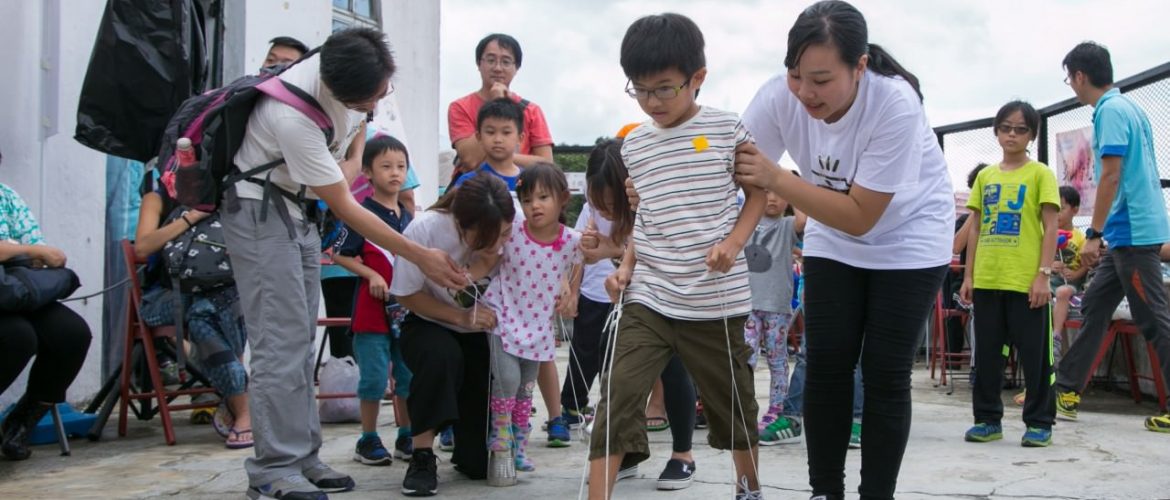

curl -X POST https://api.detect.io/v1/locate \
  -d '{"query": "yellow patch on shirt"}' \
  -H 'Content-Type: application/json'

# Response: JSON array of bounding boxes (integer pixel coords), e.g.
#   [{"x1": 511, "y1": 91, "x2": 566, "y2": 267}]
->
[{"x1": 692, "y1": 136, "x2": 709, "y2": 152}]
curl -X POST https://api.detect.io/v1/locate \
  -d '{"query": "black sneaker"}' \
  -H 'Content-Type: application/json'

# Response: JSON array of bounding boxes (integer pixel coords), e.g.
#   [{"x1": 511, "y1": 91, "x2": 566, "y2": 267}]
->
[
  {"x1": 402, "y1": 448, "x2": 439, "y2": 497},
  {"x1": 656, "y1": 458, "x2": 695, "y2": 490}
]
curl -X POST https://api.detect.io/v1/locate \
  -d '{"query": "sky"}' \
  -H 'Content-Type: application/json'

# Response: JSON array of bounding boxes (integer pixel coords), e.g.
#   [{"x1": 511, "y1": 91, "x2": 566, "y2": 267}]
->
[{"x1": 438, "y1": 0, "x2": 1170, "y2": 183}]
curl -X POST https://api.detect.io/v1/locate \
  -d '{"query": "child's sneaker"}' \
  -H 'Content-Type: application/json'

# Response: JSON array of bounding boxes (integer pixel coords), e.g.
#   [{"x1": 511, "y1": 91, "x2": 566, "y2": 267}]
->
[
  {"x1": 848, "y1": 421, "x2": 862, "y2": 449},
  {"x1": 438, "y1": 426, "x2": 455, "y2": 452},
  {"x1": 964, "y1": 423, "x2": 1003, "y2": 442},
  {"x1": 353, "y1": 435, "x2": 393, "y2": 465},
  {"x1": 759, "y1": 415, "x2": 802, "y2": 445},
  {"x1": 546, "y1": 416, "x2": 571, "y2": 448},
  {"x1": 656, "y1": 458, "x2": 695, "y2": 490},
  {"x1": 402, "y1": 448, "x2": 439, "y2": 496},
  {"x1": 1056, "y1": 391, "x2": 1080, "y2": 421},
  {"x1": 694, "y1": 401, "x2": 708, "y2": 429},
  {"x1": 394, "y1": 435, "x2": 414, "y2": 459},
  {"x1": 1021, "y1": 427, "x2": 1052, "y2": 447},
  {"x1": 1144, "y1": 413, "x2": 1170, "y2": 433},
  {"x1": 561, "y1": 406, "x2": 588, "y2": 428}
]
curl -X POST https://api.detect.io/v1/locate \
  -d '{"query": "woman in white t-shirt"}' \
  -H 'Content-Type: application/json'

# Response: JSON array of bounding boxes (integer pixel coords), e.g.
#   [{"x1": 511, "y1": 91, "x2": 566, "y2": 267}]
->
[{"x1": 735, "y1": 2, "x2": 954, "y2": 499}]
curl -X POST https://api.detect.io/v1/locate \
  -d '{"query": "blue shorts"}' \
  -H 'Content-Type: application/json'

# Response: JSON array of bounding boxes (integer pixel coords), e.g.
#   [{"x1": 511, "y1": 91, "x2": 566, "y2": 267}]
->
[{"x1": 353, "y1": 333, "x2": 412, "y2": 401}]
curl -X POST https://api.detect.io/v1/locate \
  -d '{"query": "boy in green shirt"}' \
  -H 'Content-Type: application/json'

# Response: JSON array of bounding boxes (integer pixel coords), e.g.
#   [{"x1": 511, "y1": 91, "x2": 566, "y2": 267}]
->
[{"x1": 960, "y1": 101, "x2": 1060, "y2": 447}]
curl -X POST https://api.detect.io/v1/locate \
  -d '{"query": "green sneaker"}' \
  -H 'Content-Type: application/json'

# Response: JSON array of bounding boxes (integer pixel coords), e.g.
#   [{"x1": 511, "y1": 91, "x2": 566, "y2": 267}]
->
[
  {"x1": 1021, "y1": 427, "x2": 1052, "y2": 447},
  {"x1": 964, "y1": 423, "x2": 1003, "y2": 442},
  {"x1": 848, "y1": 422, "x2": 861, "y2": 449},
  {"x1": 759, "y1": 415, "x2": 802, "y2": 445},
  {"x1": 1056, "y1": 391, "x2": 1080, "y2": 421},
  {"x1": 1145, "y1": 414, "x2": 1170, "y2": 433}
]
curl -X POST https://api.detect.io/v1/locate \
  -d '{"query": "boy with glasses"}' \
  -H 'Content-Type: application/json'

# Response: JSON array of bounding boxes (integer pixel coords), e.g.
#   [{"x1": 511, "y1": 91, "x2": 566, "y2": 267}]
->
[{"x1": 589, "y1": 12, "x2": 766, "y2": 500}]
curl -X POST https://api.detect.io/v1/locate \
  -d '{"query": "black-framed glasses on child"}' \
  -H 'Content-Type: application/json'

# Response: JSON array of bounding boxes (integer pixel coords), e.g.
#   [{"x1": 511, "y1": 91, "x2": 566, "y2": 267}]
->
[
  {"x1": 996, "y1": 124, "x2": 1031, "y2": 135},
  {"x1": 625, "y1": 80, "x2": 690, "y2": 100}
]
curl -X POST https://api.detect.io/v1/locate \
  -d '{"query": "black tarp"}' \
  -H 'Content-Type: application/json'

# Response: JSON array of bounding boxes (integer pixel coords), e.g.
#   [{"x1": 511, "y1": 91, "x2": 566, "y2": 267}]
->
[{"x1": 75, "y1": 0, "x2": 207, "y2": 162}]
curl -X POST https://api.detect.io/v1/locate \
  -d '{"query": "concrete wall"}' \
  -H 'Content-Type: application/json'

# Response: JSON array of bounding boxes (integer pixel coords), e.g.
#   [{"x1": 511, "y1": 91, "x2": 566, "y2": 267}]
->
[
  {"x1": 0, "y1": 1, "x2": 109, "y2": 408},
  {"x1": 380, "y1": 0, "x2": 442, "y2": 207},
  {"x1": 0, "y1": 1, "x2": 440, "y2": 408}
]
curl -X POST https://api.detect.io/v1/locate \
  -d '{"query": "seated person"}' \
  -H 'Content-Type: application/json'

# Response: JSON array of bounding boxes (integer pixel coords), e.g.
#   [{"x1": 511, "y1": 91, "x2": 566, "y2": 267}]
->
[
  {"x1": 133, "y1": 170, "x2": 252, "y2": 449},
  {"x1": 0, "y1": 172, "x2": 92, "y2": 461},
  {"x1": 1050, "y1": 186, "x2": 1089, "y2": 360}
]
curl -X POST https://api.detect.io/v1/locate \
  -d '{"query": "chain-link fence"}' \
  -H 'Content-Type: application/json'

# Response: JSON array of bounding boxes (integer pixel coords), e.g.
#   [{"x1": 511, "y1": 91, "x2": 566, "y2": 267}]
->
[{"x1": 937, "y1": 61, "x2": 1170, "y2": 214}]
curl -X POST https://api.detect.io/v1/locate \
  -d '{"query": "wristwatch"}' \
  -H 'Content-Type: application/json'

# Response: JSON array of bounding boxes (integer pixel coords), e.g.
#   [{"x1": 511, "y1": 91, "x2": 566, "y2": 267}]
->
[
  {"x1": 1086, "y1": 227, "x2": 1103, "y2": 240},
  {"x1": 1039, "y1": 267, "x2": 1053, "y2": 276}
]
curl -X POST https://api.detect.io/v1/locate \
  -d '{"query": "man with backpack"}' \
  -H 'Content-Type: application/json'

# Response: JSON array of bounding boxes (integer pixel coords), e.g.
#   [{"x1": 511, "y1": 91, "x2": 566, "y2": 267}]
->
[{"x1": 213, "y1": 28, "x2": 466, "y2": 500}]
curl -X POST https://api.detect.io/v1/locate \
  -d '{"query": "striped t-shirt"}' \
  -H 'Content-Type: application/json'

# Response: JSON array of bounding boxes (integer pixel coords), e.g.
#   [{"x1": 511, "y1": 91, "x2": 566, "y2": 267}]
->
[{"x1": 621, "y1": 106, "x2": 753, "y2": 321}]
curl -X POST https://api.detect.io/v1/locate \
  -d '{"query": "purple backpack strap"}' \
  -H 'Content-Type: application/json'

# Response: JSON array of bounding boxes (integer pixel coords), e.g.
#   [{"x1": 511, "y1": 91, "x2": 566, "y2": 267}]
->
[{"x1": 255, "y1": 77, "x2": 333, "y2": 131}]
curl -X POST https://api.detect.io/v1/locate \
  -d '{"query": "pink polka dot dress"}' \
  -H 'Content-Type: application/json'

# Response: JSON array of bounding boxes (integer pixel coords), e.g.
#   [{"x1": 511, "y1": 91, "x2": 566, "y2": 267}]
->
[{"x1": 484, "y1": 221, "x2": 583, "y2": 362}]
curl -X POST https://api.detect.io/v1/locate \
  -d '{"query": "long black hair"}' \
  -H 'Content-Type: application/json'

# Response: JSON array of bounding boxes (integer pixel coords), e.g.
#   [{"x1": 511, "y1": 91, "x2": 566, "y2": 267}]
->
[
  {"x1": 785, "y1": 0, "x2": 922, "y2": 102},
  {"x1": 585, "y1": 138, "x2": 634, "y2": 246}
]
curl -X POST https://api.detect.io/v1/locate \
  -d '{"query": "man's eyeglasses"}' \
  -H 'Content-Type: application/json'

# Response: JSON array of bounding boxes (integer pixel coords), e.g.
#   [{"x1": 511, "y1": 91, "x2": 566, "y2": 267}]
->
[
  {"x1": 996, "y1": 124, "x2": 1031, "y2": 136},
  {"x1": 625, "y1": 80, "x2": 690, "y2": 101},
  {"x1": 481, "y1": 57, "x2": 515, "y2": 69}
]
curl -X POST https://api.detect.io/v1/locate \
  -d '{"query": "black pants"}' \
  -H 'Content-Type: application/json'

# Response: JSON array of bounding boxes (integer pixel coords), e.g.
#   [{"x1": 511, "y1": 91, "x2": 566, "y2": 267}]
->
[
  {"x1": 320, "y1": 277, "x2": 357, "y2": 359},
  {"x1": 399, "y1": 314, "x2": 489, "y2": 479},
  {"x1": 802, "y1": 257, "x2": 945, "y2": 500},
  {"x1": 561, "y1": 295, "x2": 613, "y2": 412},
  {"x1": 0, "y1": 302, "x2": 93, "y2": 402},
  {"x1": 661, "y1": 354, "x2": 696, "y2": 453},
  {"x1": 972, "y1": 290, "x2": 1054, "y2": 429}
]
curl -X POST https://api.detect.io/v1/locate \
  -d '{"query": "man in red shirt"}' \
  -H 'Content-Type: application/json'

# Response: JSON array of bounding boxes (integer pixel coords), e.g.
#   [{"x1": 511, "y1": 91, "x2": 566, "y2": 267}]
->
[{"x1": 447, "y1": 33, "x2": 554, "y2": 178}]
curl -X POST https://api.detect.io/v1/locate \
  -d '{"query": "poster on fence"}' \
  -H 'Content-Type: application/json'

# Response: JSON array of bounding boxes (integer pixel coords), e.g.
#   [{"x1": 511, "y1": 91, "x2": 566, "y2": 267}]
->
[{"x1": 1054, "y1": 126, "x2": 1096, "y2": 217}]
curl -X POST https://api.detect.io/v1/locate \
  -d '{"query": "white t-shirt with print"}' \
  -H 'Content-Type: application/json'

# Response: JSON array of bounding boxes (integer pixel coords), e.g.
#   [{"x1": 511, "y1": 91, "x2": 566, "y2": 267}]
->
[
  {"x1": 389, "y1": 210, "x2": 476, "y2": 333},
  {"x1": 233, "y1": 55, "x2": 366, "y2": 217},
  {"x1": 742, "y1": 70, "x2": 954, "y2": 269}
]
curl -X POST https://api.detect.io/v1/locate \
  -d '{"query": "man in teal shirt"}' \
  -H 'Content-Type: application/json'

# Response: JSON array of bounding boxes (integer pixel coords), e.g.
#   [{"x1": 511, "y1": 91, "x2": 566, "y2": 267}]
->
[{"x1": 1054, "y1": 42, "x2": 1170, "y2": 434}]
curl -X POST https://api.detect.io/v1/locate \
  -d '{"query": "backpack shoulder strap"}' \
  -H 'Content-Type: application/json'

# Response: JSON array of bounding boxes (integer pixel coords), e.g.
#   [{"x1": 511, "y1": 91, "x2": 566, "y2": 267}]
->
[{"x1": 254, "y1": 78, "x2": 334, "y2": 141}]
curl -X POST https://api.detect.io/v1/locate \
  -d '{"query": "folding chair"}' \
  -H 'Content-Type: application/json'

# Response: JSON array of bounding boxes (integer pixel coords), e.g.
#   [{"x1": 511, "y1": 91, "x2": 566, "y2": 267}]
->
[
  {"x1": 931, "y1": 290, "x2": 972, "y2": 393},
  {"x1": 112, "y1": 239, "x2": 219, "y2": 445}
]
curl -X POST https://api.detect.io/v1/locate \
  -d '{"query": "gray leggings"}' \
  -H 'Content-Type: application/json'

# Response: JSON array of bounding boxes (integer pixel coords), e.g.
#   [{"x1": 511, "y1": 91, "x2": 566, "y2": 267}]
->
[{"x1": 490, "y1": 334, "x2": 539, "y2": 400}]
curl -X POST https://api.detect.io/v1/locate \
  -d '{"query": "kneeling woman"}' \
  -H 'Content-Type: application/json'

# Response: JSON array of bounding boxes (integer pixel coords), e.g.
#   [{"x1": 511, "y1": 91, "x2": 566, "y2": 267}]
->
[{"x1": 391, "y1": 173, "x2": 515, "y2": 496}]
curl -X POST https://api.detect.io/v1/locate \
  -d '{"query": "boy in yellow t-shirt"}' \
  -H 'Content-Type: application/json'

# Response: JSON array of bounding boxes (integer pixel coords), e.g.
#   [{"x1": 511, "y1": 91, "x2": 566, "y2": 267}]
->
[
  {"x1": 1050, "y1": 186, "x2": 1088, "y2": 360},
  {"x1": 960, "y1": 101, "x2": 1060, "y2": 447}
]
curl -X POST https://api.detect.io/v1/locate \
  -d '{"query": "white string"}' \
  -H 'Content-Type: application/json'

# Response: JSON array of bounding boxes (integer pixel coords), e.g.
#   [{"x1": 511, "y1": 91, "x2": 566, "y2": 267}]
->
[
  {"x1": 716, "y1": 273, "x2": 760, "y2": 496},
  {"x1": 577, "y1": 289, "x2": 625, "y2": 500}
]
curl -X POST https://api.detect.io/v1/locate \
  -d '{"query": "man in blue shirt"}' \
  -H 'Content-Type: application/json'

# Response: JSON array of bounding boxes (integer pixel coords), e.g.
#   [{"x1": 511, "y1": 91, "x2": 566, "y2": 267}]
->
[{"x1": 1054, "y1": 42, "x2": 1170, "y2": 434}]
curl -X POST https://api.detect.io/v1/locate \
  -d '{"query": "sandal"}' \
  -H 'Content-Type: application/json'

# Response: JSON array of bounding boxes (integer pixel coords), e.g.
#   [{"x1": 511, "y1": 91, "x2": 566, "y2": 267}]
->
[
  {"x1": 212, "y1": 400, "x2": 234, "y2": 439},
  {"x1": 645, "y1": 416, "x2": 670, "y2": 432},
  {"x1": 225, "y1": 427, "x2": 254, "y2": 449}
]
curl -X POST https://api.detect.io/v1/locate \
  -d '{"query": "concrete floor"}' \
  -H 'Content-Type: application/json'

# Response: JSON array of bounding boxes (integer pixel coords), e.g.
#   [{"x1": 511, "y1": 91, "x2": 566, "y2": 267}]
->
[{"x1": 1, "y1": 356, "x2": 1166, "y2": 500}]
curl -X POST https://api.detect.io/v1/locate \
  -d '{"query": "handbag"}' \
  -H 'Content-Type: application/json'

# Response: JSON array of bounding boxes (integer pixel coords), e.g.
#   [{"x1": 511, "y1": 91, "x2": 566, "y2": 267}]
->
[{"x1": 0, "y1": 255, "x2": 81, "y2": 313}]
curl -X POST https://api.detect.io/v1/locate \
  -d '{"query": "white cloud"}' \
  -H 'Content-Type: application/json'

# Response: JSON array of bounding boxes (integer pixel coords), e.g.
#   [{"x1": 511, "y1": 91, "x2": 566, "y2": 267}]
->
[{"x1": 438, "y1": 0, "x2": 1170, "y2": 176}]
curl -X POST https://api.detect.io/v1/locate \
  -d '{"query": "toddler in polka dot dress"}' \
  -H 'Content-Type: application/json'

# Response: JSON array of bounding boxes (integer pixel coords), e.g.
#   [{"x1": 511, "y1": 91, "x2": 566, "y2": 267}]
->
[{"x1": 482, "y1": 163, "x2": 583, "y2": 477}]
